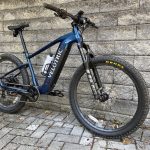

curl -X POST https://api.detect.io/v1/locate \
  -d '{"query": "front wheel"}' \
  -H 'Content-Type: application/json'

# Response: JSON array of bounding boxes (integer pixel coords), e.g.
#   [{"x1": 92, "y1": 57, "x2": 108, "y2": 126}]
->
[{"x1": 69, "y1": 55, "x2": 149, "y2": 139}]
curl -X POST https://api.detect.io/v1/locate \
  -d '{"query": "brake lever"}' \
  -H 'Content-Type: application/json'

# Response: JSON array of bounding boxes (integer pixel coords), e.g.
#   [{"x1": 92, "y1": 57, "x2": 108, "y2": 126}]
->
[
  {"x1": 89, "y1": 21, "x2": 98, "y2": 29},
  {"x1": 93, "y1": 24, "x2": 98, "y2": 29},
  {"x1": 54, "y1": 11, "x2": 68, "y2": 19}
]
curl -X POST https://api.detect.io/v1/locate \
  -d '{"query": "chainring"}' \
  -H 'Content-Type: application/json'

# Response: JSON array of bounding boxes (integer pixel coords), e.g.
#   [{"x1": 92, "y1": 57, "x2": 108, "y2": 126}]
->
[{"x1": 27, "y1": 86, "x2": 40, "y2": 102}]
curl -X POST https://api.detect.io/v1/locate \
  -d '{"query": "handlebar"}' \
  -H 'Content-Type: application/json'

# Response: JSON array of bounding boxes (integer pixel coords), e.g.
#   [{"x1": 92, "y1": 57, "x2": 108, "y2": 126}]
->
[
  {"x1": 43, "y1": 3, "x2": 98, "y2": 29},
  {"x1": 43, "y1": 3, "x2": 60, "y2": 12},
  {"x1": 43, "y1": 3, "x2": 78, "y2": 21}
]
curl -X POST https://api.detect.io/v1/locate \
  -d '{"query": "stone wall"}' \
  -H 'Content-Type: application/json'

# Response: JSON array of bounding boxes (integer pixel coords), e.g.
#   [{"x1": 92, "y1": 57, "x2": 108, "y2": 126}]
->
[{"x1": 0, "y1": 0, "x2": 150, "y2": 125}]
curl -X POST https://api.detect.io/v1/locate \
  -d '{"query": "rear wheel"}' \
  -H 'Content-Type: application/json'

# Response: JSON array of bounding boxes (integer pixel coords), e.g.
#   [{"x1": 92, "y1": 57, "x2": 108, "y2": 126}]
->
[
  {"x1": 0, "y1": 53, "x2": 30, "y2": 113},
  {"x1": 69, "y1": 55, "x2": 149, "y2": 139}
]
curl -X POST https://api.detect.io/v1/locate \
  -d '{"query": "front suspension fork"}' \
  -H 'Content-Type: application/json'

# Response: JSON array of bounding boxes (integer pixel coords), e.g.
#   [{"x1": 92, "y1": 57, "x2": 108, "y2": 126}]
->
[{"x1": 78, "y1": 43, "x2": 103, "y2": 99}]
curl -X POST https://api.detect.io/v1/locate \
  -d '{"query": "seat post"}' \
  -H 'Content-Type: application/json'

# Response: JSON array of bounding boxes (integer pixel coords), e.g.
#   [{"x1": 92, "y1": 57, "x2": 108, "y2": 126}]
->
[{"x1": 19, "y1": 30, "x2": 29, "y2": 55}]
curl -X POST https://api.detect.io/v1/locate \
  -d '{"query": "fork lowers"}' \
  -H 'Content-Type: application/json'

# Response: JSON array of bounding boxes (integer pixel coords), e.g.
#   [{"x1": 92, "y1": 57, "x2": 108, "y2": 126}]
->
[{"x1": 86, "y1": 69, "x2": 109, "y2": 102}]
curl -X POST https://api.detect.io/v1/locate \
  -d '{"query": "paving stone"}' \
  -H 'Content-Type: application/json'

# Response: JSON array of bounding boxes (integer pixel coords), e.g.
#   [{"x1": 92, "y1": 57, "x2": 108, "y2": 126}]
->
[
  {"x1": 142, "y1": 129, "x2": 150, "y2": 142},
  {"x1": 82, "y1": 129, "x2": 93, "y2": 138},
  {"x1": 47, "y1": 141, "x2": 64, "y2": 150},
  {"x1": 12, "y1": 136, "x2": 38, "y2": 146},
  {"x1": 143, "y1": 119, "x2": 150, "y2": 128},
  {"x1": 29, "y1": 109, "x2": 43, "y2": 117},
  {"x1": 107, "y1": 141, "x2": 136, "y2": 150},
  {"x1": 46, "y1": 112, "x2": 60, "y2": 120},
  {"x1": 37, "y1": 112, "x2": 49, "y2": 119},
  {"x1": 20, "y1": 109, "x2": 32, "y2": 116},
  {"x1": 131, "y1": 128, "x2": 143, "y2": 141},
  {"x1": 2, "y1": 142, "x2": 19, "y2": 150},
  {"x1": 63, "y1": 123, "x2": 74, "y2": 128},
  {"x1": 145, "y1": 144, "x2": 150, "y2": 150},
  {"x1": 10, "y1": 128, "x2": 33, "y2": 136},
  {"x1": 13, "y1": 117, "x2": 26, "y2": 123},
  {"x1": 17, "y1": 145, "x2": 45, "y2": 150},
  {"x1": 71, "y1": 119, "x2": 81, "y2": 126},
  {"x1": 71, "y1": 126, "x2": 84, "y2": 136},
  {"x1": 23, "y1": 117, "x2": 36, "y2": 124},
  {"x1": 16, "y1": 116, "x2": 26, "y2": 122},
  {"x1": 92, "y1": 147, "x2": 105, "y2": 150},
  {"x1": 47, "y1": 127, "x2": 71, "y2": 134},
  {"x1": 64, "y1": 113, "x2": 75, "y2": 123},
  {"x1": 0, "y1": 121, "x2": 10, "y2": 129},
  {"x1": 6, "y1": 122, "x2": 19, "y2": 128},
  {"x1": 53, "y1": 113, "x2": 67, "y2": 121},
  {"x1": 26, "y1": 124, "x2": 39, "y2": 131},
  {"x1": 0, "y1": 134, "x2": 15, "y2": 149},
  {"x1": 52, "y1": 121, "x2": 64, "y2": 127},
  {"x1": 42, "y1": 120, "x2": 54, "y2": 126},
  {"x1": 62, "y1": 143, "x2": 91, "y2": 150},
  {"x1": 0, "y1": 127, "x2": 12, "y2": 138},
  {"x1": 17, "y1": 123, "x2": 29, "y2": 129},
  {"x1": 4, "y1": 115, "x2": 19, "y2": 122},
  {"x1": 54, "y1": 134, "x2": 80, "y2": 143},
  {"x1": 136, "y1": 141, "x2": 147, "y2": 150},
  {"x1": 31, "y1": 118, "x2": 45, "y2": 125},
  {"x1": 36, "y1": 132, "x2": 56, "y2": 147},
  {"x1": 31, "y1": 125, "x2": 49, "y2": 138},
  {"x1": 80, "y1": 136, "x2": 93, "y2": 146},
  {"x1": 92, "y1": 139, "x2": 107, "y2": 149}
]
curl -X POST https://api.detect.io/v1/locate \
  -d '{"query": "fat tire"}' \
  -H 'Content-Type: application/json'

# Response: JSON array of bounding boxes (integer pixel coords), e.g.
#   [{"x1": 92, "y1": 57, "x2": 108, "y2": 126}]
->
[
  {"x1": 0, "y1": 53, "x2": 30, "y2": 113},
  {"x1": 69, "y1": 55, "x2": 149, "y2": 139}
]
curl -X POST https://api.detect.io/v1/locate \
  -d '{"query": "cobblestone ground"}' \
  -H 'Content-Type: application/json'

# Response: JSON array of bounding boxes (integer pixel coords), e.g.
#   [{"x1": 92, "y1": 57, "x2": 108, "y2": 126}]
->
[{"x1": 0, "y1": 106, "x2": 150, "y2": 150}]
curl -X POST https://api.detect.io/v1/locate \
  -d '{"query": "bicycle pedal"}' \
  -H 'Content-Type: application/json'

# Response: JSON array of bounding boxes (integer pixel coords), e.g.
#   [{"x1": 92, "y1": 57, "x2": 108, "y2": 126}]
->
[{"x1": 49, "y1": 90, "x2": 64, "y2": 97}]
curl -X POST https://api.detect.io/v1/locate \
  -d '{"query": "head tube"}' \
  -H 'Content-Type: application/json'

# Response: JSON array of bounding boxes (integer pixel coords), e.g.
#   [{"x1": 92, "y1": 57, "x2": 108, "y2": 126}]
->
[{"x1": 73, "y1": 25, "x2": 83, "y2": 46}]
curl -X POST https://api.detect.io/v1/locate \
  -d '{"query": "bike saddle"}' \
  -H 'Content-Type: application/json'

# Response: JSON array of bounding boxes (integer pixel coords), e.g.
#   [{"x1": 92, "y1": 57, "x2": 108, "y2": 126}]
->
[{"x1": 8, "y1": 23, "x2": 29, "y2": 31}]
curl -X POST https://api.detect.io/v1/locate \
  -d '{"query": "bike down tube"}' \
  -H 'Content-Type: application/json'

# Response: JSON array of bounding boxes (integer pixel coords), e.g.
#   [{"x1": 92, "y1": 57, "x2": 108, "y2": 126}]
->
[{"x1": 39, "y1": 31, "x2": 77, "y2": 94}]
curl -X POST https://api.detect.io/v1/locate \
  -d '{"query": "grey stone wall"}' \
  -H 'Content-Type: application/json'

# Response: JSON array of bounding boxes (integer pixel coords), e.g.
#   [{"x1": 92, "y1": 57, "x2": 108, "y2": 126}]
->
[{"x1": 0, "y1": 0, "x2": 150, "y2": 124}]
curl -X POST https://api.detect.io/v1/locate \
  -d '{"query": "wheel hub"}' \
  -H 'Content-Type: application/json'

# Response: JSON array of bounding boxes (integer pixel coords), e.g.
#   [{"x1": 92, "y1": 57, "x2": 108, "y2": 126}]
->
[{"x1": 98, "y1": 92, "x2": 109, "y2": 102}]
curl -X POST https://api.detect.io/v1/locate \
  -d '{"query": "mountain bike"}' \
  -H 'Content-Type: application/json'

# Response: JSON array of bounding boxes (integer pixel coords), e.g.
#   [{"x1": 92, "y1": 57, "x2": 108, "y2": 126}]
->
[{"x1": 0, "y1": 3, "x2": 149, "y2": 139}]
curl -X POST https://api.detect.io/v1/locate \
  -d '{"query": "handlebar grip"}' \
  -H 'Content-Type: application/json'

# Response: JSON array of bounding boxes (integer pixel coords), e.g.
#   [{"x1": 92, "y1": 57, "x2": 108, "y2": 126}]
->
[{"x1": 43, "y1": 3, "x2": 60, "y2": 12}]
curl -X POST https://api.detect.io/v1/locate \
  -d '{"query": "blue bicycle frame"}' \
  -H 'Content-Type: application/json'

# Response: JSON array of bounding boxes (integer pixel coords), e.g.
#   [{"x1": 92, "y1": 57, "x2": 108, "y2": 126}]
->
[{"x1": 6, "y1": 25, "x2": 83, "y2": 95}]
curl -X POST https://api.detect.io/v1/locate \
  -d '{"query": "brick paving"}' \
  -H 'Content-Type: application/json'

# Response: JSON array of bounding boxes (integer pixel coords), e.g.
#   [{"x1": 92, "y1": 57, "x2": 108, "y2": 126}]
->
[{"x1": 0, "y1": 107, "x2": 149, "y2": 150}]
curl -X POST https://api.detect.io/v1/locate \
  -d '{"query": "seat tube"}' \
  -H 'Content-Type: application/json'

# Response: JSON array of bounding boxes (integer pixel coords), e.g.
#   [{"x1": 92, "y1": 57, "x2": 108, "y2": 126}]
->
[{"x1": 19, "y1": 30, "x2": 39, "y2": 86}]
